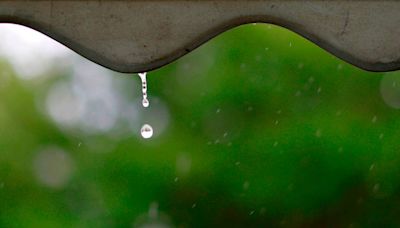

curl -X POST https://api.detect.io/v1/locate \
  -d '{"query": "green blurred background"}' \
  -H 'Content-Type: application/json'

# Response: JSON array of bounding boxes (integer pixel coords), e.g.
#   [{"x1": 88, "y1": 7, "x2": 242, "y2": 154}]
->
[{"x1": 1, "y1": 23, "x2": 400, "y2": 227}]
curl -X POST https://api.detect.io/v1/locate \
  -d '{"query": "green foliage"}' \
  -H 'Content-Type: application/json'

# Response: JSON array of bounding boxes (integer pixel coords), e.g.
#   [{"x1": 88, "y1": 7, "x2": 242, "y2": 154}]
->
[{"x1": 1, "y1": 24, "x2": 400, "y2": 227}]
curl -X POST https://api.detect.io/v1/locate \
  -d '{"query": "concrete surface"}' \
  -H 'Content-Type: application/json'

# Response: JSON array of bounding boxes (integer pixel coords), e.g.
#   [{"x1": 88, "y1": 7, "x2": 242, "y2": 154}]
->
[{"x1": 0, "y1": 1, "x2": 399, "y2": 73}]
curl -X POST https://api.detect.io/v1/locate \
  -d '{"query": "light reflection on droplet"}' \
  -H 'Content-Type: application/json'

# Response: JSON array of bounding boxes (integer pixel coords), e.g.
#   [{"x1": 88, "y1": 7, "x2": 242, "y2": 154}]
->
[{"x1": 141, "y1": 124, "x2": 153, "y2": 139}]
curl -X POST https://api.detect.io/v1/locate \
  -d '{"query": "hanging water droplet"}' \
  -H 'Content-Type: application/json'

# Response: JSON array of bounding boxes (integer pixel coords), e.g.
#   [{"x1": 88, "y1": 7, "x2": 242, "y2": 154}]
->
[
  {"x1": 141, "y1": 124, "x2": 153, "y2": 139},
  {"x1": 142, "y1": 98, "x2": 149, "y2": 108},
  {"x1": 138, "y1": 72, "x2": 149, "y2": 108}
]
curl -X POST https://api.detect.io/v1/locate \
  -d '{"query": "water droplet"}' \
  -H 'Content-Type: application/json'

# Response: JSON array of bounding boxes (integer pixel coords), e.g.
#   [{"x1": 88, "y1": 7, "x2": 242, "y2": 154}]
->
[
  {"x1": 142, "y1": 98, "x2": 149, "y2": 108},
  {"x1": 138, "y1": 72, "x2": 150, "y2": 108},
  {"x1": 141, "y1": 124, "x2": 153, "y2": 139}
]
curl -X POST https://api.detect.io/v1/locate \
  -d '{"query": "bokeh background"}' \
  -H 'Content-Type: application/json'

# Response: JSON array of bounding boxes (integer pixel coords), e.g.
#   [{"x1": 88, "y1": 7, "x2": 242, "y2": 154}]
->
[{"x1": 1, "y1": 23, "x2": 400, "y2": 227}]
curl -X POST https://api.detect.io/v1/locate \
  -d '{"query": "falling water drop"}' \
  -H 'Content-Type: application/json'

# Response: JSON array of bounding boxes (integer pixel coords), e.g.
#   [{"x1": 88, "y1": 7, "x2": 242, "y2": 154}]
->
[
  {"x1": 138, "y1": 72, "x2": 149, "y2": 108},
  {"x1": 141, "y1": 124, "x2": 153, "y2": 139}
]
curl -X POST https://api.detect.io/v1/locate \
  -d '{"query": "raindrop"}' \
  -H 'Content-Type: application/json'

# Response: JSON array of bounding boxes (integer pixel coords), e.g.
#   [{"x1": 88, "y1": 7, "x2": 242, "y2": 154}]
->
[
  {"x1": 141, "y1": 124, "x2": 154, "y2": 139},
  {"x1": 138, "y1": 72, "x2": 150, "y2": 108}
]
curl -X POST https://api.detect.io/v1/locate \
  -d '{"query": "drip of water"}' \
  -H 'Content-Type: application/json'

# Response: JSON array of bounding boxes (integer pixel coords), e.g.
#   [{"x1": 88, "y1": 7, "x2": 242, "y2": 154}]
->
[
  {"x1": 138, "y1": 72, "x2": 149, "y2": 108},
  {"x1": 138, "y1": 72, "x2": 153, "y2": 139},
  {"x1": 141, "y1": 124, "x2": 154, "y2": 139}
]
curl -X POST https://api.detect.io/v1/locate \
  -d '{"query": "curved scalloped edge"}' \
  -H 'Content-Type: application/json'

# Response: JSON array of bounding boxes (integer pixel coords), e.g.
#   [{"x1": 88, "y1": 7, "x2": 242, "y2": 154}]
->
[{"x1": 1, "y1": 1, "x2": 400, "y2": 73}]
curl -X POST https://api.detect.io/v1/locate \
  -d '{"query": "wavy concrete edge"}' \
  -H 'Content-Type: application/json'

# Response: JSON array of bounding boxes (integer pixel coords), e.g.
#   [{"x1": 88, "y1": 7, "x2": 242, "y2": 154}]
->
[{"x1": 1, "y1": 1, "x2": 400, "y2": 73}]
